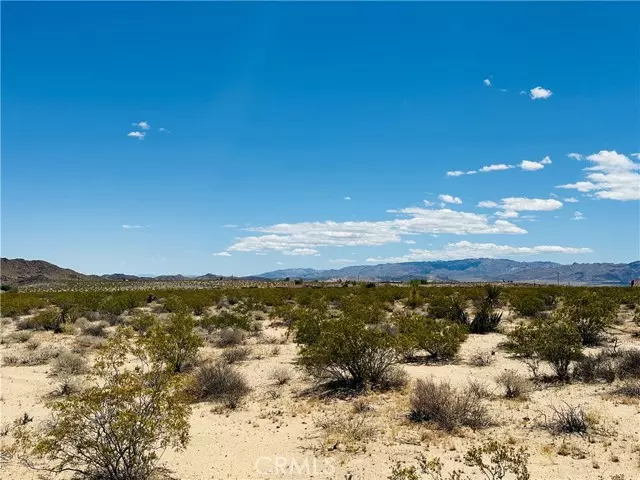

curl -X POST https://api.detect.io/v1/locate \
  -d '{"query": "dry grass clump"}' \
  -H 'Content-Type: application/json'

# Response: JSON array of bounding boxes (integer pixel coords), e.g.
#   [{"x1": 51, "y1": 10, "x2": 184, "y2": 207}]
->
[
  {"x1": 187, "y1": 362, "x2": 251, "y2": 408},
  {"x1": 616, "y1": 349, "x2": 640, "y2": 379},
  {"x1": 495, "y1": 370, "x2": 530, "y2": 399},
  {"x1": 573, "y1": 351, "x2": 616, "y2": 383},
  {"x1": 410, "y1": 377, "x2": 491, "y2": 431},
  {"x1": 81, "y1": 321, "x2": 109, "y2": 338},
  {"x1": 73, "y1": 335, "x2": 107, "y2": 352},
  {"x1": 468, "y1": 349, "x2": 495, "y2": 367},
  {"x1": 544, "y1": 403, "x2": 593, "y2": 436},
  {"x1": 269, "y1": 367, "x2": 293, "y2": 386},
  {"x1": 9, "y1": 331, "x2": 33, "y2": 343},
  {"x1": 316, "y1": 412, "x2": 377, "y2": 452},
  {"x1": 215, "y1": 328, "x2": 246, "y2": 348},
  {"x1": 220, "y1": 346, "x2": 251, "y2": 364},
  {"x1": 3, "y1": 346, "x2": 60, "y2": 367},
  {"x1": 613, "y1": 380, "x2": 640, "y2": 398}
]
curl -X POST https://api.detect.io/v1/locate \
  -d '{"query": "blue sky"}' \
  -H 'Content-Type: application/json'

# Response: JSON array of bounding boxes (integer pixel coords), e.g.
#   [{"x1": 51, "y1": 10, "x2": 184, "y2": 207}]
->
[{"x1": 2, "y1": 2, "x2": 639, "y2": 276}]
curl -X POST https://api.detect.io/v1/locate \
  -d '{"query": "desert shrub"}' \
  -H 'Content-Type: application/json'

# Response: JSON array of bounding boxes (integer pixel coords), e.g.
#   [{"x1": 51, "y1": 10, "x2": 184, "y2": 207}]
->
[
  {"x1": 220, "y1": 346, "x2": 251, "y2": 364},
  {"x1": 507, "y1": 317, "x2": 583, "y2": 380},
  {"x1": 468, "y1": 350, "x2": 495, "y2": 367},
  {"x1": 187, "y1": 362, "x2": 251, "y2": 408},
  {"x1": 428, "y1": 294, "x2": 469, "y2": 324},
  {"x1": 379, "y1": 366, "x2": 409, "y2": 391},
  {"x1": 126, "y1": 311, "x2": 157, "y2": 334},
  {"x1": 81, "y1": 321, "x2": 108, "y2": 337},
  {"x1": 559, "y1": 292, "x2": 618, "y2": 345},
  {"x1": 73, "y1": 335, "x2": 107, "y2": 352},
  {"x1": 573, "y1": 351, "x2": 616, "y2": 383},
  {"x1": 510, "y1": 294, "x2": 547, "y2": 318},
  {"x1": 495, "y1": 370, "x2": 529, "y2": 399},
  {"x1": 394, "y1": 312, "x2": 467, "y2": 361},
  {"x1": 51, "y1": 351, "x2": 89, "y2": 376},
  {"x1": 14, "y1": 327, "x2": 191, "y2": 480},
  {"x1": 613, "y1": 381, "x2": 640, "y2": 397},
  {"x1": 19, "y1": 308, "x2": 62, "y2": 332},
  {"x1": 410, "y1": 378, "x2": 491, "y2": 431},
  {"x1": 616, "y1": 349, "x2": 640, "y2": 379},
  {"x1": 270, "y1": 367, "x2": 292, "y2": 386},
  {"x1": 215, "y1": 327, "x2": 246, "y2": 347},
  {"x1": 4, "y1": 347, "x2": 60, "y2": 367},
  {"x1": 389, "y1": 440, "x2": 530, "y2": 480},
  {"x1": 50, "y1": 376, "x2": 83, "y2": 398},
  {"x1": 545, "y1": 402, "x2": 592, "y2": 435},
  {"x1": 405, "y1": 287, "x2": 424, "y2": 309},
  {"x1": 144, "y1": 312, "x2": 203, "y2": 373},
  {"x1": 200, "y1": 311, "x2": 251, "y2": 332},
  {"x1": 10, "y1": 331, "x2": 33, "y2": 343},
  {"x1": 1, "y1": 293, "x2": 47, "y2": 317},
  {"x1": 25, "y1": 337, "x2": 41, "y2": 350},
  {"x1": 296, "y1": 313, "x2": 401, "y2": 390}
]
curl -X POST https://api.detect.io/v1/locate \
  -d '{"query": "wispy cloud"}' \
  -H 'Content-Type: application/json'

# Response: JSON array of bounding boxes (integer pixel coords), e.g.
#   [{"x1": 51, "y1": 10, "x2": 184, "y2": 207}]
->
[
  {"x1": 122, "y1": 224, "x2": 143, "y2": 229},
  {"x1": 438, "y1": 194, "x2": 462, "y2": 204},
  {"x1": 366, "y1": 241, "x2": 592, "y2": 263},
  {"x1": 213, "y1": 251, "x2": 232, "y2": 257},
  {"x1": 158, "y1": 127, "x2": 170, "y2": 133},
  {"x1": 222, "y1": 224, "x2": 238, "y2": 228},
  {"x1": 344, "y1": 196, "x2": 352, "y2": 201},
  {"x1": 480, "y1": 163, "x2": 514, "y2": 172},
  {"x1": 571, "y1": 211, "x2": 585, "y2": 221},
  {"x1": 132, "y1": 121, "x2": 150, "y2": 130},
  {"x1": 529, "y1": 86, "x2": 553, "y2": 100},
  {"x1": 564, "y1": 197, "x2": 579, "y2": 203},
  {"x1": 483, "y1": 78, "x2": 491, "y2": 87},
  {"x1": 520, "y1": 156, "x2": 551, "y2": 171},
  {"x1": 127, "y1": 131, "x2": 146, "y2": 140},
  {"x1": 282, "y1": 248, "x2": 320, "y2": 256},
  {"x1": 557, "y1": 150, "x2": 640, "y2": 201},
  {"x1": 567, "y1": 153, "x2": 583, "y2": 160},
  {"x1": 478, "y1": 197, "x2": 563, "y2": 219}
]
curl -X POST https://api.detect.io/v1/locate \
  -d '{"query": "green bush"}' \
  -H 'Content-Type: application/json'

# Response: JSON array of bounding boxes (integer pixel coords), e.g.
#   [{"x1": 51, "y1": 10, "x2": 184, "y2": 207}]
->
[
  {"x1": 469, "y1": 301, "x2": 502, "y2": 334},
  {"x1": 296, "y1": 313, "x2": 401, "y2": 389},
  {"x1": 511, "y1": 294, "x2": 547, "y2": 318},
  {"x1": 394, "y1": 312, "x2": 467, "y2": 361},
  {"x1": 507, "y1": 316, "x2": 583, "y2": 380},
  {"x1": 200, "y1": 311, "x2": 251, "y2": 332},
  {"x1": 18, "y1": 308, "x2": 63, "y2": 332},
  {"x1": 14, "y1": 327, "x2": 191, "y2": 480},
  {"x1": 559, "y1": 292, "x2": 618, "y2": 345},
  {"x1": 144, "y1": 312, "x2": 203, "y2": 373}
]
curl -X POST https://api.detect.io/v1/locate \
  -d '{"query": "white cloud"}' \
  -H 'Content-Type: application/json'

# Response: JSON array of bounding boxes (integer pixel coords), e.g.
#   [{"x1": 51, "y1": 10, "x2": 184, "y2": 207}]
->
[
  {"x1": 222, "y1": 224, "x2": 238, "y2": 228},
  {"x1": 127, "y1": 131, "x2": 146, "y2": 140},
  {"x1": 483, "y1": 78, "x2": 491, "y2": 87},
  {"x1": 529, "y1": 86, "x2": 553, "y2": 100},
  {"x1": 567, "y1": 153, "x2": 583, "y2": 160},
  {"x1": 282, "y1": 248, "x2": 319, "y2": 256},
  {"x1": 158, "y1": 127, "x2": 170, "y2": 133},
  {"x1": 366, "y1": 241, "x2": 592, "y2": 263},
  {"x1": 256, "y1": 253, "x2": 267, "y2": 256},
  {"x1": 480, "y1": 164, "x2": 514, "y2": 172},
  {"x1": 541, "y1": 156, "x2": 552, "y2": 165},
  {"x1": 276, "y1": 262, "x2": 284, "y2": 265},
  {"x1": 477, "y1": 201, "x2": 498, "y2": 208},
  {"x1": 132, "y1": 121, "x2": 150, "y2": 130},
  {"x1": 564, "y1": 197, "x2": 579, "y2": 203},
  {"x1": 631, "y1": 153, "x2": 640, "y2": 159},
  {"x1": 520, "y1": 160, "x2": 545, "y2": 171},
  {"x1": 213, "y1": 251, "x2": 232, "y2": 257},
  {"x1": 557, "y1": 150, "x2": 640, "y2": 201},
  {"x1": 466, "y1": 170, "x2": 477, "y2": 175},
  {"x1": 344, "y1": 196, "x2": 351, "y2": 201},
  {"x1": 404, "y1": 240, "x2": 417, "y2": 244},
  {"x1": 446, "y1": 170, "x2": 465, "y2": 177},
  {"x1": 438, "y1": 194, "x2": 462, "y2": 204},
  {"x1": 226, "y1": 206, "x2": 526, "y2": 254},
  {"x1": 423, "y1": 200, "x2": 435, "y2": 207},
  {"x1": 571, "y1": 211, "x2": 585, "y2": 221},
  {"x1": 121, "y1": 224, "x2": 142, "y2": 229},
  {"x1": 330, "y1": 258, "x2": 357, "y2": 264}
]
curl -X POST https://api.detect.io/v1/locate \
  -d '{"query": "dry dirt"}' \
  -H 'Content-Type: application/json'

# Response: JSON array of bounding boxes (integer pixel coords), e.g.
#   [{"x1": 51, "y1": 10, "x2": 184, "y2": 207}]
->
[{"x1": 1, "y1": 308, "x2": 639, "y2": 480}]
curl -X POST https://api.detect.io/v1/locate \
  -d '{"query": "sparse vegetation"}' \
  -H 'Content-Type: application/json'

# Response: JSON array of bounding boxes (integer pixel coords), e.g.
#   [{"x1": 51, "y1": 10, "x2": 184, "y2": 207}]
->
[
  {"x1": 187, "y1": 361, "x2": 251, "y2": 408},
  {"x1": 495, "y1": 370, "x2": 529, "y2": 399}
]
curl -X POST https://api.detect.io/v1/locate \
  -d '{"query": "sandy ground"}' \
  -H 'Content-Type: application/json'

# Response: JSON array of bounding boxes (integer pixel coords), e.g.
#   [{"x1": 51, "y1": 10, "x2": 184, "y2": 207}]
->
[{"x1": 1, "y1": 309, "x2": 639, "y2": 480}]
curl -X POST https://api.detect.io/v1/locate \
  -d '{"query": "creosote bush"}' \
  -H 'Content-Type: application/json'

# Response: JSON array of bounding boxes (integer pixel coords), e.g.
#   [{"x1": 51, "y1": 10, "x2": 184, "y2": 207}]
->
[
  {"x1": 495, "y1": 370, "x2": 529, "y2": 399},
  {"x1": 394, "y1": 311, "x2": 468, "y2": 361},
  {"x1": 143, "y1": 312, "x2": 203, "y2": 373},
  {"x1": 221, "y1": 346, "x2": 251, "y2": 364},
  {"x1": 295, "y1": 312, "x2": 402, "y2": 390},
  {"x1": 14, "y1": 327, "x2": 191, "y2": 480},
  {"x1": 559, "y1": 292, "x2": 618, "y2": 345},
  {"x1": 51, "y1": 350, "x2": 89, "y2": 376},
  {"x1": 410, "y1": 377, "x2": 491, "y2": 431}
]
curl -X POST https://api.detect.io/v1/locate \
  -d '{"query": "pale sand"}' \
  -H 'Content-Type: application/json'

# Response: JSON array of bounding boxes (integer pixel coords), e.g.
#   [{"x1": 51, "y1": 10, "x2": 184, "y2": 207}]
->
[{"x1": 1, "y1": 313, "x2": 639, "y2": 480}]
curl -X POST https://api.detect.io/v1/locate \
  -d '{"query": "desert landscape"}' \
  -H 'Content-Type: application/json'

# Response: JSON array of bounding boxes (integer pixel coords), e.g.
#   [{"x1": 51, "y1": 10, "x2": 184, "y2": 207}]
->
[{"x1": 1, "y1": 275, "x2": 639, "y2": 480}]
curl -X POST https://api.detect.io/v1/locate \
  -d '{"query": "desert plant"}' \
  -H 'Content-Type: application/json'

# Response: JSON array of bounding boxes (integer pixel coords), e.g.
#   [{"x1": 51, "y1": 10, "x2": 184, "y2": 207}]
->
[
  {"x1": 126, "y1": 311, "x2": 157, "y2": 334},
  {"x1": 544, "y1": 402, "x2": 592, "y2": 436},
  {"x1": 468, "y1": 350, "x2": 495, "y2": 367},
  {"x1": 616, "y1": 349, "x2": 640, "y2": 379},
  {"x1": 19, "y1": 308, "x2": 63, "y2": 332},
  {"x1": 270, "y1": 367, "x2": 293, "y2": 386},
  {"x1": 495, "y1": 370, "x2": 529, "y2": 399},
  {"x1": 410, "y1": 377, "x2": 491, "y2": 431},
  {"x1": 215, "y1": 327, "x2": 246, "y2": 347},
  {"x1": 187, "y1": 361, "x2": 251, "y2": 408},
  {"x1": 81, "y1": 321, "x2": 108, "y2": 337},
  {"x1": 469, "y1": 300, "x2": 502, "y2": 334},
  {"x1": 613, "y1": 380, "x2": 640, "y2": 397},
  {"x1": 507, "y1": 317, "x2": 583, "y2": 380},
  {"x1": 143, "y1": 312, "x2": 203, "y2": 373},
  {"x1": 51, "y1": 350, "x2": 89, "y2": 376},
  {"x1": 14, "y1": 327, "x2": 191, "y2": 480},
  {"x1": 559, "y1": 293, "x2": 618, "y2": 345},
  {"x1": 296, "y1": 313, "x2": 402, "y2": 390},
  {"x1": 573, "y1": 351, "x2": 616, "y2": 383},
  {"x1": 220, "y1": 346, "x2": 251, "y2": 364},
  {"x1": 394, "y1": 312, "x2": 468, "y2": 361}
]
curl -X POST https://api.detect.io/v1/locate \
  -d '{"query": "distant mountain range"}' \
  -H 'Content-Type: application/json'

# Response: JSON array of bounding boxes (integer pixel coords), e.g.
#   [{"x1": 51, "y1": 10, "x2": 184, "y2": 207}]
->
[
  {"x1": 2, "y1": 257, "x2": 639, "y2": 286},
  {"x1": 259, "y1": 259, "x2": 640, "y2": 285}
]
